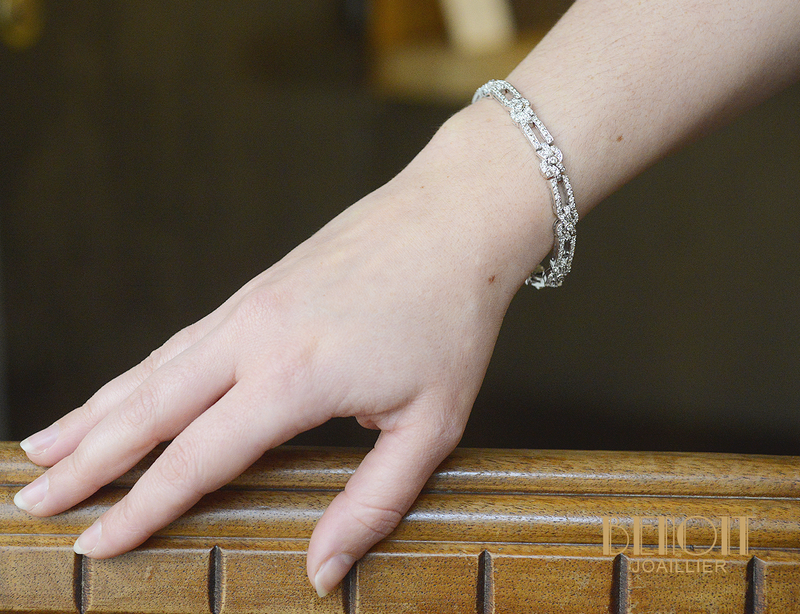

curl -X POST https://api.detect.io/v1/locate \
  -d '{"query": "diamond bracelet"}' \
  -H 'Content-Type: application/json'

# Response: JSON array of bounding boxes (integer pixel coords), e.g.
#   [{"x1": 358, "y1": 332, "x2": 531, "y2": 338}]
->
[{"x1": 472, "y1": 79, "x2": 578, "y2": 289}]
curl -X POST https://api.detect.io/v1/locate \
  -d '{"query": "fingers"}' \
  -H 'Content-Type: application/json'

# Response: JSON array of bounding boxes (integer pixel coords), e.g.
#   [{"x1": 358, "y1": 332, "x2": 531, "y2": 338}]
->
[
  {"x1": 306, "y1": 413, "x2": 460, "y2": 597},
  {"x1": 72, "y1": 380, "x2": 316, "y2": 558},
  {"x1": 14, "y1": 335, "x2": 236, "y2": 518},
  {"x1": 20, "y1": 323, "x2": 208, "y2": 467}
]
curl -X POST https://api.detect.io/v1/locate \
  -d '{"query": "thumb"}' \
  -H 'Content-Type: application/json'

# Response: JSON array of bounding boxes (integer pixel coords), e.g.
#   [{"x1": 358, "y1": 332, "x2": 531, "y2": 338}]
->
[{"x1": 306, "y1": 420, "x2": 458, "y2": 597}]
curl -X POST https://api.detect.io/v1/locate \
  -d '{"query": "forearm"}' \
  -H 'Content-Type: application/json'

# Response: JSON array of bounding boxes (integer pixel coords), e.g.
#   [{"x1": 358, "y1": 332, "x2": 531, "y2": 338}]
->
[
  {"x1": 507, "y1": 0, "x2": 800, "y2": 210},
  {"x1": 412, "y1": 0, "x2": 800, "y2": 294}
]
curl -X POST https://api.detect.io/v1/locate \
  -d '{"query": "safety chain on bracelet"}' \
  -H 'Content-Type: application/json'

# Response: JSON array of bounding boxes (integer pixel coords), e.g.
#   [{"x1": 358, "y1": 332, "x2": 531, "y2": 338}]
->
[{"x1": 472, "y1": 79, "x2": 578, "y2": 289}]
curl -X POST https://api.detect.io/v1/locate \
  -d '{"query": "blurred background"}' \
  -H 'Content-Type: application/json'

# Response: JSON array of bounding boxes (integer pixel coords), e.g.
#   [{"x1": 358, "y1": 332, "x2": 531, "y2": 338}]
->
[{"x1": 1, "y1": 0, "x2": 798, "y2": 453}]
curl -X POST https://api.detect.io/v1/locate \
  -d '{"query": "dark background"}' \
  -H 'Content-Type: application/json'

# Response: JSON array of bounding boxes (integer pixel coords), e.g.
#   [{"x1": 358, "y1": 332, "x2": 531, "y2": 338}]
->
[{"x1": 1, "y1": 1, "x2": 798, "y2": 453}]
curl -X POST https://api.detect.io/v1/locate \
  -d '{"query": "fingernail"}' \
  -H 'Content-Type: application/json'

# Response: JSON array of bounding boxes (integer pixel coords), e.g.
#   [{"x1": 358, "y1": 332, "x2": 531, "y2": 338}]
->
[
  {"x1": 313, "y1": 553, "x2": 356, "y2": 598},
  {"x1": 20, "y1": 423, "x2": 59, "y2": 455},
  {"x1": 13, "y1": 474, "x2": 49, "y2": 512},
  {"x1": 74, "y1": 521, "x2": 102, "y2": 555}
]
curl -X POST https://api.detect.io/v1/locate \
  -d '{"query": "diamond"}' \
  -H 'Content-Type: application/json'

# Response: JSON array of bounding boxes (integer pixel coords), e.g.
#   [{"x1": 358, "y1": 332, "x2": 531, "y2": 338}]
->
[{"x1": 473, "y1": 79, "x2": 578, "y2": 290}]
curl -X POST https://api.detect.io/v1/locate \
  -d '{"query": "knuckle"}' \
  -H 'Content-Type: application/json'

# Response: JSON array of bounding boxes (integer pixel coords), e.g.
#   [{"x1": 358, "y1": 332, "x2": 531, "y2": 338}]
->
[
  {"x1": 419, "y1": 405, "x2": 465, "y2": 452},
  {"x1": 229, "y1": 286, "x2": 320, "y2": 397},
  {"x1": 75, "y1": 397, "x2": 104, "y2": 431},
  {"x1": 115, "y1": 495, "x2": 143, "y2": 532},
  {"x1": 433, "y1": 421, "x2": 463, "y2": 451},
  {"x1": 139, "y1": 348, "x2": 164, "y2": 380},
  {"x1": 154, "y1": 439, "x2": 203, "y2": 494},
  {"x1": 345, "y1": 494, "x2": 404, "y2": 541},
  {"x1": 111, "y1": 496, "x2": 151, "y2": 544},
  {"x1": 172, "y1": 322, "x2": 202, "y2": 346},
  {"x1": 139, "y1": 324, "x2": 201, "y2": 381},
  {"x1": 233, "y1": 287, "x2": 285, "y2": 331},
  {"x1": 166, "y1": 325, "x2": 203, "y2": 359},
  {"x1": 264, "y1": 350, "x2": 313, "y2": 400},
  {"x1": 64, "y1": 448, "x2": 105, "y2": 492},
  {"x1": 120, "y1": 384, "x2": 161, "y2": 432}
]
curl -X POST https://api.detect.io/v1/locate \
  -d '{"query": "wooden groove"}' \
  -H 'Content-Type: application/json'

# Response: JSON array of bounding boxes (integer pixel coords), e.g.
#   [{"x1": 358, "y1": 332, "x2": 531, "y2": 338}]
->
[
  {"x1": 611, "y1": 553, "x2": 629, "y2": 614},
  {"x1": 73, "y1": 553, "x2": 85, "y2": 614},
  {"x1": 343, "y1": 560, "x2": 355, "y2": 614},
  {"x1": 209, "y1": 545, "x2": 221, "y2": 614},
  {"x1": 746, "y1": 556, "x2": 766, "y2": 614},
  {"x1": 476, "y1": 549, "x2": 492, "y2": 614}
]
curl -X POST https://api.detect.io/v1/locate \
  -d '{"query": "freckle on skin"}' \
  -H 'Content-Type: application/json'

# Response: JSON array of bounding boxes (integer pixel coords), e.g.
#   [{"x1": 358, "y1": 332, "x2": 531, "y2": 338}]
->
[
  {"x1": 488, "y1": 275, "x2": 495, "y2": 284},
  {"x1": 616, "y1": 135, "x2": 624, "y2": 142}
]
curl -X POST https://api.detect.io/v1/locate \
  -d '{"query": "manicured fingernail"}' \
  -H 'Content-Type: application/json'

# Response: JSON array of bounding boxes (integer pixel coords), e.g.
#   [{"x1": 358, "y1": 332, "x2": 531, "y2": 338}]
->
[
  {"x1": 74, "y1": 521, "x2": 102, "y2": 555},
  {"x1": 20, "y1": 423, "x2": 59, "y2": 455},
  {"x1": 13, "y1": 474, "x2": 48, "y2": 512},
  {"x1": 313, "y1": 553, "x2": 356, "y2": 598}
]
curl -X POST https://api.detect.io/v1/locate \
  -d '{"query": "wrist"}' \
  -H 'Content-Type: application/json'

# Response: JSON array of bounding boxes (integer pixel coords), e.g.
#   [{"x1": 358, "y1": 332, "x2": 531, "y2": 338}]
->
[{"x1": 395, "y1": 100, "x2": 558, "y2": 297}]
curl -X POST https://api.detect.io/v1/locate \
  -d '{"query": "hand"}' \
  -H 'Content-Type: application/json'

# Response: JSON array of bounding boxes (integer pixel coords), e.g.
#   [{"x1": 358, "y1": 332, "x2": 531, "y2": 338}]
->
[{"x1": 14, "y1": 104, "x2": 549, "y2": 596}]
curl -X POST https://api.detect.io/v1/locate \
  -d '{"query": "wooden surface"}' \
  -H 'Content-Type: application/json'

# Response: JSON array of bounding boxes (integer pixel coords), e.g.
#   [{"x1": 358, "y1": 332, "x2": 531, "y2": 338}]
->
[{"x1": 1, "y1": 444, "x2": 799, "y2": 613}]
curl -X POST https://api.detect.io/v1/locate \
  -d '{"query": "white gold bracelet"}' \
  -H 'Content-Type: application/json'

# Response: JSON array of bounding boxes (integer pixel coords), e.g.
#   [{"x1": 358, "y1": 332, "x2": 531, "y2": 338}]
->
[{"x1": 472, "y1": 79, "x2": 578, "y2": 289}]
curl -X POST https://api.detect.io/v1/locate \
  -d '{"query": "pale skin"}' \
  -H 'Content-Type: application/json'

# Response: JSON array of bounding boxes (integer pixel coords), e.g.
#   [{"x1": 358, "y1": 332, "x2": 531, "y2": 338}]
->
[{"x1": 14, "y1": 0, "x2": 800, "y2": 598}]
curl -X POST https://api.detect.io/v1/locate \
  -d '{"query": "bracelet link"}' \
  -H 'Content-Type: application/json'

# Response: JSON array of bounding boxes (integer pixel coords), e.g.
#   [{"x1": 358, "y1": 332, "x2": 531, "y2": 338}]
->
[{"x1": 472, "y1": 80, "x2": 578, "y2": 289}]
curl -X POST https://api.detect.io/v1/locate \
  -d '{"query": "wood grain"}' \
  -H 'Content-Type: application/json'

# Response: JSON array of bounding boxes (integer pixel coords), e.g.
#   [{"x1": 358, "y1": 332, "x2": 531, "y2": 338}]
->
[{"x1": 1, "y1": 443, "x2": 798, "y2": 613}]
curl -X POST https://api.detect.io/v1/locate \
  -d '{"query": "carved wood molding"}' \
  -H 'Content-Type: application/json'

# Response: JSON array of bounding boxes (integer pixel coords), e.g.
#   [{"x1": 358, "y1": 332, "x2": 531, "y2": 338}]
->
[{"x1": 1, "y1": 443, "x2": 799, "y2": 613}]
